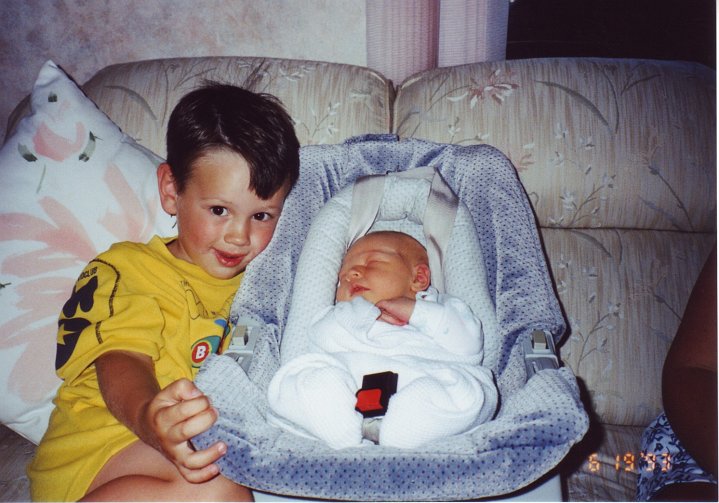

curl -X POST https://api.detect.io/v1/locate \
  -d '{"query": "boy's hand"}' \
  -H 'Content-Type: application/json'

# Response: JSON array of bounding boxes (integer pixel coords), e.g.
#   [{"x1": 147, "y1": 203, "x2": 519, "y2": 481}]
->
[
  {"x1": 96, "y1": 351, "x2": 226, "y2": 484},
  {"x1": 146, "y1": 378, "x2": 227, "y2": 483},
  {"x1": 375, "y1": 297, "x2": 416, "y2": 326}
]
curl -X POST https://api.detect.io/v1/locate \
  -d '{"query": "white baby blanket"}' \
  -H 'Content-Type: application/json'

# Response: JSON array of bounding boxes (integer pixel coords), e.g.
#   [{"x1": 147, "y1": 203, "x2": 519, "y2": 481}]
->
[{"x1": 267, "y1": 291, "x2": 498, "y2": 449}]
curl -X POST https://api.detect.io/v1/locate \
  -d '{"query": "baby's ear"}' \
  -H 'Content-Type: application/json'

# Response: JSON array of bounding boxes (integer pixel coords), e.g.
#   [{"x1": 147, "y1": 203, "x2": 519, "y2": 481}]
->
[{"x1": 411, "y1": 263, "x2": 431, "y2": 292}]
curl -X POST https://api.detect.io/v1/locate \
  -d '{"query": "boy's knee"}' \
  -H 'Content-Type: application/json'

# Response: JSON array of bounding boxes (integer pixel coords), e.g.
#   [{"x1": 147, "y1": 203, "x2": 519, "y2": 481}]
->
[
  {"x1": 208, "y1": 475, "x2": 254, "y2": 502},
  {"x1": 157, "y1": 473, "x2": 254, "y2": 502}
]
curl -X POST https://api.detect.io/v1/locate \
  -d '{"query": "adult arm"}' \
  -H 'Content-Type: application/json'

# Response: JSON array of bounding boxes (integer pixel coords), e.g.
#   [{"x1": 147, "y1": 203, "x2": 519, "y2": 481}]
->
[{"x1": 661, "y1": 245, "x2": 717, "y2": 478}]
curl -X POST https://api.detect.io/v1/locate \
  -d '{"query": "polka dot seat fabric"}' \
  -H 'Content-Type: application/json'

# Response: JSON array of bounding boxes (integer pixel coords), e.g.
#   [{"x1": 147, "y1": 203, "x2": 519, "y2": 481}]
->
[{"x1": 193, "y1": 136, "x2": 589, "y2": 501}]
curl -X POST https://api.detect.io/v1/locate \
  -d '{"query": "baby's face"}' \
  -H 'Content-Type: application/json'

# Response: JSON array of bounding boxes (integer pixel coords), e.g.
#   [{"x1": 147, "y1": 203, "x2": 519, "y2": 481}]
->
[{"x1": 335, "y1": 232, "x2": 426, "y2": 304}]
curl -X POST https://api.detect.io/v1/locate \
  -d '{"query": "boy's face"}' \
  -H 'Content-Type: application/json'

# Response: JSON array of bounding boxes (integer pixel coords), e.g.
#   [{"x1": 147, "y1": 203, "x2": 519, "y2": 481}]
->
[
  {"x1": 158, "y1": 149, "x2": 289, "y2": 279},
  {"x1": 335, "y1": 233, "x2": 429, "y2": 304}
]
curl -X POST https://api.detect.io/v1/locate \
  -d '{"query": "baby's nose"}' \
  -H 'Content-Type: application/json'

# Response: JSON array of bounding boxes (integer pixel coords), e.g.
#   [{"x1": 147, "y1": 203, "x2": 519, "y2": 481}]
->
[{"x1": 342, "y1": 267, "x2": 362, "y2": 281}]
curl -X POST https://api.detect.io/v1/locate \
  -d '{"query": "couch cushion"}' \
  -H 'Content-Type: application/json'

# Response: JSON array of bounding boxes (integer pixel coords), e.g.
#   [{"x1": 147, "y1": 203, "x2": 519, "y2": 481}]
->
[
  {"x1": 542, "y1": 228, "x2": 714, "y2": 426},
  {"x1": 81, "y1": 57, "x2": 394, "y2": 155},
  {"x1": 393, "y1": 58, "x2": 716, "y2": 232}
]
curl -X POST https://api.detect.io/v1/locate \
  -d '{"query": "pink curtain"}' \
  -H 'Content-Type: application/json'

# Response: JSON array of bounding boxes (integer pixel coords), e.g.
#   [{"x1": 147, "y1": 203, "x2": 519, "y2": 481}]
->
[
  {"x1": 366, "y1": 0, "x2": 440, "y2": 85},
  {"x1": 366, "y1": 0, "x2": 509, "y2": 85}
]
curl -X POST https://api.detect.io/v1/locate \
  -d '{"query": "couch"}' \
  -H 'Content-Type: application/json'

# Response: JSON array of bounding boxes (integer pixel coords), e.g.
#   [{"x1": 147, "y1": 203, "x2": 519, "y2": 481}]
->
[{"x1": 0, "y1": 55, "x2": 715, "y2": 502}]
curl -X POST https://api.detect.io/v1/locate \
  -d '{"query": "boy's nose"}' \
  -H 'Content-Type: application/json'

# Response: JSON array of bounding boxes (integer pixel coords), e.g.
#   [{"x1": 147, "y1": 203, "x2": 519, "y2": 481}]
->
[{"x1": 225, "y1": 220, "x2": 250, "y2": 246}]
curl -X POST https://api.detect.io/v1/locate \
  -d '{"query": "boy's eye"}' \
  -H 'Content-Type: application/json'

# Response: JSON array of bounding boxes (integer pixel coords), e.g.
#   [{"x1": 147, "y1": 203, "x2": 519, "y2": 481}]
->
[
  {"x1": 253, "y1": 212, "x2": 272, "y2": 221},
  {"x1": 211, "y1": 206, "x2": 228, "y2": 217}
]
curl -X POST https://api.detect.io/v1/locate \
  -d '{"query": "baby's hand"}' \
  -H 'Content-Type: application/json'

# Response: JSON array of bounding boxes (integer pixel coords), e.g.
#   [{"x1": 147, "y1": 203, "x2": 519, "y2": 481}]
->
[
  {"x1": 375, "y1": 297, "x2": 416, "y2": 326},
  {"x1": 146, "y1": 378, "x2": 227, "y2": 483}
]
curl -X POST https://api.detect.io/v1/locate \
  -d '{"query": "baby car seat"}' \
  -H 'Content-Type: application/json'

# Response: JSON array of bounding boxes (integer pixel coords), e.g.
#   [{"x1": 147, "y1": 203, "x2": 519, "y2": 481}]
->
[{"x1": 193, "y1": 135, "x2": 588, "y2": 501}]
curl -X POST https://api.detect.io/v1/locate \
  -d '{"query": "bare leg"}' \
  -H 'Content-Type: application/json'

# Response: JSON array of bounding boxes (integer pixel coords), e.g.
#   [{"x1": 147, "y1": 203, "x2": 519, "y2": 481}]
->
[{"x1": 82, "y1": 440, "x2": 253, "y2": 502}]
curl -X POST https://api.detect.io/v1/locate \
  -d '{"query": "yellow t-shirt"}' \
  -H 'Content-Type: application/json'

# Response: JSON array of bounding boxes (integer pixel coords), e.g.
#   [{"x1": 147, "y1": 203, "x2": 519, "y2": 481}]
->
[{"x1": 28, "y1": 236, "x2": 242, "y2": 502}]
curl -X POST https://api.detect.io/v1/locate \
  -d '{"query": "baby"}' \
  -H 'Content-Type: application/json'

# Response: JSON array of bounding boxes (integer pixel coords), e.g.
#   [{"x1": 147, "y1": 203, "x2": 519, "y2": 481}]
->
[{"x1": 268, "y1": 231, "x2": 498, "y2": 449}]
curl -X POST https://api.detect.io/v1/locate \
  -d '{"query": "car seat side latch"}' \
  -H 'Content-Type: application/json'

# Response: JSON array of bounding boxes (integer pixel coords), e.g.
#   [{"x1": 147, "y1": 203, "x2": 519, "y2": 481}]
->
[
  {"x1": 223, "y1": 318, "x2": 263, "y2": 372},
  {"x1": 523, "y1": 329, "x2": 560, "y2": 377}
]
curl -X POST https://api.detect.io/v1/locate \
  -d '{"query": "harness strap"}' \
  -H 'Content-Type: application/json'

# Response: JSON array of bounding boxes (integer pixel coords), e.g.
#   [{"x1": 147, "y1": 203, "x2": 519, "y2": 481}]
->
[
  {"x1": 347, "y1": 174, "x2": 385, "y2": 245},
  {"x1": 422, "y1": 170, "x2": 459, "y2": 293}
]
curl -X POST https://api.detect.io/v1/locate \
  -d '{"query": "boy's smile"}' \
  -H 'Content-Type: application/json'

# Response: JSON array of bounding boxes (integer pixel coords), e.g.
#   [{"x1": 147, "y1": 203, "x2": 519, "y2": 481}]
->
[
  {"x1": 158, "y1": 148, "x2": 289, "y2": 279},
  {"x1": 214, "y1": 249, "x2": 245, "y2": 268}
]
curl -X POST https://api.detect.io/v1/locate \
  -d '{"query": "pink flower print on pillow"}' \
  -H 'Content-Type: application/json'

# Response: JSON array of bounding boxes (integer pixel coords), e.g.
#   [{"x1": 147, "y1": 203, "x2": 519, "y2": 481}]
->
[
  {"x1": 0, "y1": 198, "x2": 97, "y2": 403},
  {"x1": 0, "y1": 163, "x2": 161, "y2": 405},
  {"x1": 100, "y1": 163, "x2": 161, "y2": 242},
  {"x1": 0, "y1": 276, "x2": 69, "y2": 402},
  {"x1": 32, "y1": 121, "x2": 87, "y2": 162},
  {"x1": 1, "y1": 197, "x2": 97, "y2": 276},
  {"x1": 21, "y1": 94, "x2": 96, "y2": 164},
  {"x1": 0, "y1": 59, "x2": 171, "y2": 443}
]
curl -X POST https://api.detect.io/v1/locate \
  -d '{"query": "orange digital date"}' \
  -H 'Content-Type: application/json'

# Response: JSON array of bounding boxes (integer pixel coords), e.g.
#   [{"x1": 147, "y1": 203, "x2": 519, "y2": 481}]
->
[{"x1": 587, "y1": 452, "x2": 672, "y2": 474}]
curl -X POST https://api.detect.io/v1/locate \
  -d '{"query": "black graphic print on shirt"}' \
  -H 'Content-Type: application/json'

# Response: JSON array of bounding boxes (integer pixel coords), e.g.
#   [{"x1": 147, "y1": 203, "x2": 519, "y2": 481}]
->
[{"x1": 56, "y1": 269, "x2": 100, "y2": 370}]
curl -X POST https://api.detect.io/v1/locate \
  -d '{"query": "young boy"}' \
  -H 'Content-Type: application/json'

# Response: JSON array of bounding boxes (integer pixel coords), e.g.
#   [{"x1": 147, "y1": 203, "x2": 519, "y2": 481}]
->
[
  {"x1": 267, "y1": 231, "x2": 498, "y2": 449},
  {"x1": 28, "y1": 83, "x2": 300, "y2": 501}
]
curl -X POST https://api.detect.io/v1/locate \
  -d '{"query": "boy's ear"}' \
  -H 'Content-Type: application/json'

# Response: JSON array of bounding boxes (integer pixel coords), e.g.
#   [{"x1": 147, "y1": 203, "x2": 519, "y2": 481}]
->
[
  {"x1": 157, "y1": 163, "x2": 179, "y2": 215},
  {"x1": 411, "y1": 263, "x2": 431, "y2": 292}
]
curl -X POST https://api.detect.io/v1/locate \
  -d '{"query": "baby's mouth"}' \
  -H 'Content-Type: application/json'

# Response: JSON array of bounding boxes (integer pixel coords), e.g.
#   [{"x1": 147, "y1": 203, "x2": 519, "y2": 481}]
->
[{"x1": 349, "y1": 284, "x2": 369, "y2": 296}]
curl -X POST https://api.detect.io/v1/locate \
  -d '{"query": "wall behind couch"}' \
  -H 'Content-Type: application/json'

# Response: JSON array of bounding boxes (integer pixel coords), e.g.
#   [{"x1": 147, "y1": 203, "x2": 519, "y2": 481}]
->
[{"x1": 0, "y1": 0, "x2": 367, "y2": 142}]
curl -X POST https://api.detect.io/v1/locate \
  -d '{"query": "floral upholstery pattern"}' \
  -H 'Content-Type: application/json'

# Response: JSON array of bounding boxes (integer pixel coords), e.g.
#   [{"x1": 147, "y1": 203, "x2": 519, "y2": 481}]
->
[
  {"x1": 395, "y1": 58, "x2": 715, "y2": 232},
  {"x1": 81, "y1": 57, "x2": 393, "y2": 157},
  {"x1": 394, "y1": 58, "x2": 716, "y2": 500}
]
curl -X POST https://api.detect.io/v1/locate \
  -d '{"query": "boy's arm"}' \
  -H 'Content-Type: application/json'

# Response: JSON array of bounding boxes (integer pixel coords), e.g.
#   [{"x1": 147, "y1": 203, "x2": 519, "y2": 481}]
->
[{"x1": 95, "y1": 350, "x2": 226, "y2": 483}]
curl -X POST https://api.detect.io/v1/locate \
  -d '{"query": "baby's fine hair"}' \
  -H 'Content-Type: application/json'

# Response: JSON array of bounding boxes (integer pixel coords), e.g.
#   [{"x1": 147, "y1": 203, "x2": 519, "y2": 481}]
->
[
  {"x1": 166, "y1": 82, "x2": 300, "y2": 199},
  {"x1": 356, "y1": 231, "x2": 429, "y2": 264}
]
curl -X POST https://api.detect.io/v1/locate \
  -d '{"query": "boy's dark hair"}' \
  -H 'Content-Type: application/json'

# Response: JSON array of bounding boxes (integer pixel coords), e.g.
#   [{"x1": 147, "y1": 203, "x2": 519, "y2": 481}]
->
[{"x1": 166, "y1": 82, "x2": 300, "y2": 199}]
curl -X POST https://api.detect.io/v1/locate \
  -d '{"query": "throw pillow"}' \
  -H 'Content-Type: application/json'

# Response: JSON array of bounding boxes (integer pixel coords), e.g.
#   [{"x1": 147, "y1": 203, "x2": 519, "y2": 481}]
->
[{"x1": 0, "y1": 60, "x2": 174, "y2": 443}]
